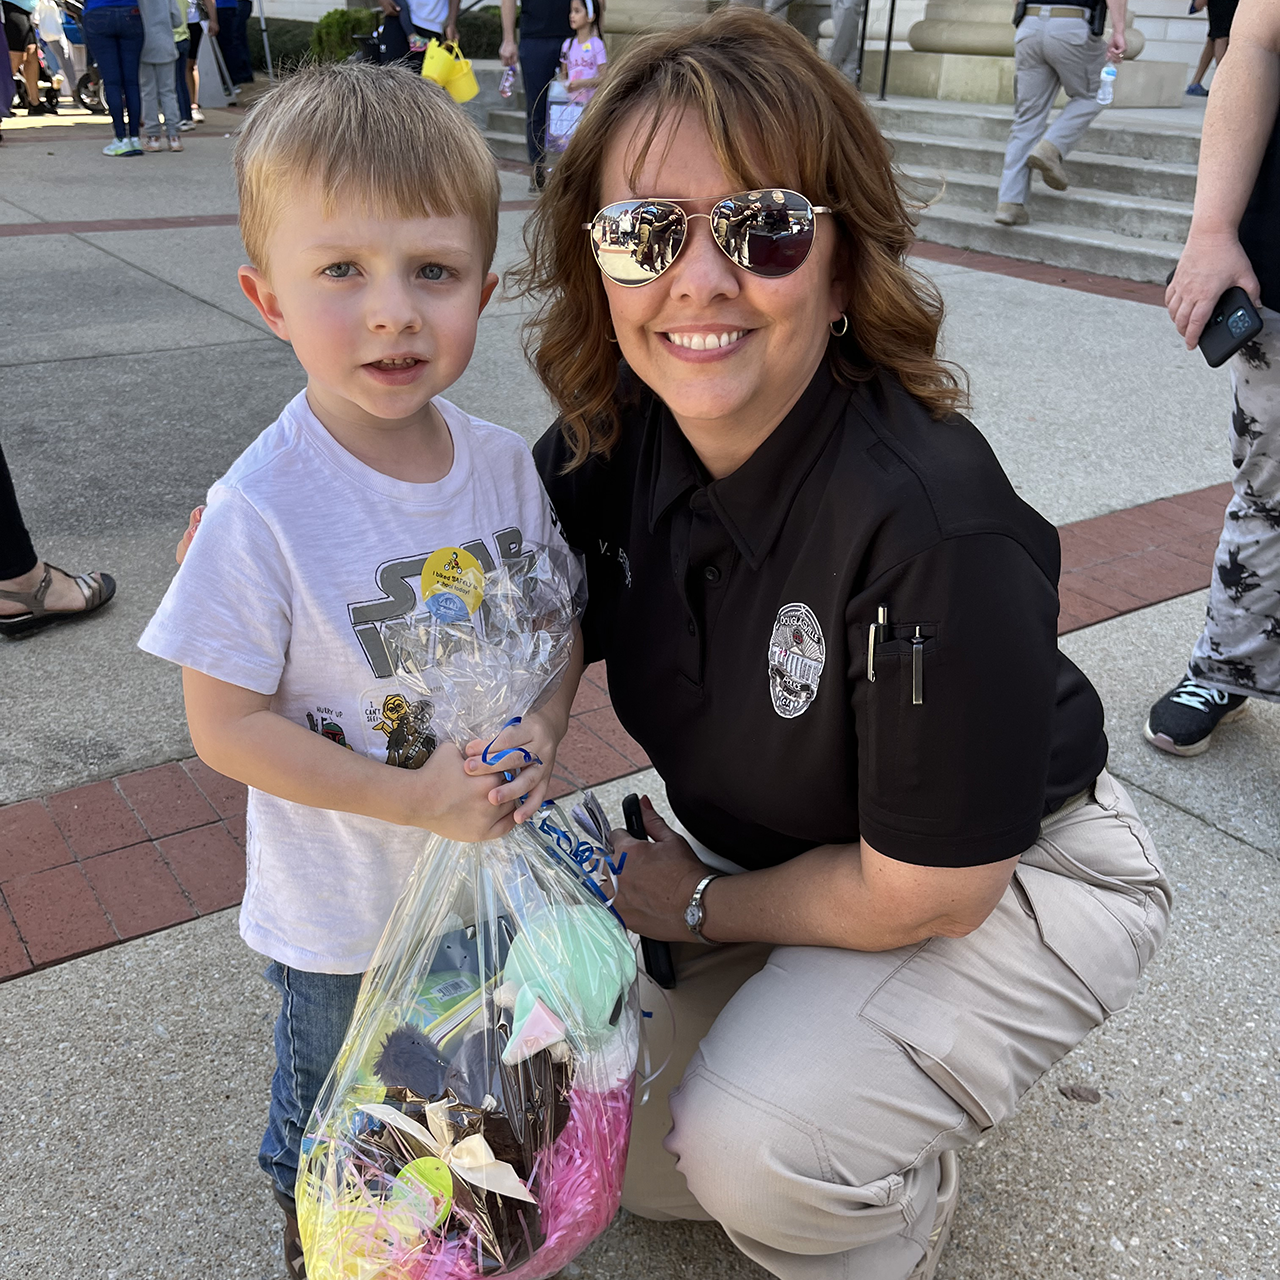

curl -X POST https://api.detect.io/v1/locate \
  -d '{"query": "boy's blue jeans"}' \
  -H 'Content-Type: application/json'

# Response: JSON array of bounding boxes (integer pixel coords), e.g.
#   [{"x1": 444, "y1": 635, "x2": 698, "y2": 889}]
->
[{"x1": 258, "y1": 962, "x2": 362, "y2": 1206}]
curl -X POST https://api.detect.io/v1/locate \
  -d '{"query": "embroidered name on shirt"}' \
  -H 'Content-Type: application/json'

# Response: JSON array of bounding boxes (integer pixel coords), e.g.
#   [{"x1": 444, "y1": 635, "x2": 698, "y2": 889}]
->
[{"x1": 767, "y1": 602, "x2": 826, "y2": 718}]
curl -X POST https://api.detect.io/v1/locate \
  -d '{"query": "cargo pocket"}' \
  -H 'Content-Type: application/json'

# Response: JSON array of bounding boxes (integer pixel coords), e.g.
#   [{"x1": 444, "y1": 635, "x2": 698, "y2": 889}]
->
[{"x1": 857, "y1": 937, "x2": 1030, "y2": 1133}]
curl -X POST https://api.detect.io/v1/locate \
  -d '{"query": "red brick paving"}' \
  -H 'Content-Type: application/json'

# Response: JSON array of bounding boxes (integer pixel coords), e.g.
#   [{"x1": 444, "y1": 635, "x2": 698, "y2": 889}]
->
[{"x1": 0, "y1": 482, "x2": 1234, "y2": 980}]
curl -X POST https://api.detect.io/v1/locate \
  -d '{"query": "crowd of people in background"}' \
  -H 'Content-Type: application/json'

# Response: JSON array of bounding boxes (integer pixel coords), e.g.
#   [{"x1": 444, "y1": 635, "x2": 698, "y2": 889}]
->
[{"x1": 1, "y1": 0, "x2": 253, "y2": 148}]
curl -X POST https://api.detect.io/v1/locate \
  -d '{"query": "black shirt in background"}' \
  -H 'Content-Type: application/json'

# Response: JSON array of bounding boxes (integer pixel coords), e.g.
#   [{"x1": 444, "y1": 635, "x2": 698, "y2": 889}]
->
[
  {"x1": 534, "y1": 363, "x2": 1109, "y2": 871},
  {"x1": 517, "y1": 0, "x2": 571, "y2": 41}
]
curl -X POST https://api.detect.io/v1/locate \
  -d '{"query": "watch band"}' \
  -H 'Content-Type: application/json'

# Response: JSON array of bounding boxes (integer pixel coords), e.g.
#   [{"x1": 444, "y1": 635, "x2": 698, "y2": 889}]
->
[{"x1": 684, "y1": 872, "x2": 722, "y2": 945}]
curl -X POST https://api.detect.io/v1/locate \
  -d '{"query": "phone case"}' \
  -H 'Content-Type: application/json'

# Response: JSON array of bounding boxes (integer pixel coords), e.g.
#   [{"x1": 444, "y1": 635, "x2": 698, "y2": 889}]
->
[{"x1": 1199, "y1": 286, "x2": 1264, "y2": 368}]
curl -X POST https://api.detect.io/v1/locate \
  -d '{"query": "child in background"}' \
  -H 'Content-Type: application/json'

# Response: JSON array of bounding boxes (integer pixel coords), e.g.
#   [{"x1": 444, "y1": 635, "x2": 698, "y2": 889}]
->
[
  {"x1": 560, "y1": 0, "x2": 606, "y2": 104},
  {"x1": 138, "y1": 0, "x2": 183, "y2": 150},
  {"x1": 139, "y1": 62, "x2": 581, "y2": 1277}
]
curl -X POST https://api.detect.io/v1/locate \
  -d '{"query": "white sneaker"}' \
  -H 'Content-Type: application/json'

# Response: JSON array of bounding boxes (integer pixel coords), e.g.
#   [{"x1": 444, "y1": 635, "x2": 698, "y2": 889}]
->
[
  {"x1": 168, "y1": 135, "x2": 183, "y2": 152},
  {"x1": 190, "y1": 105, "x2": 205, "y2": 122},
  {"x1": 178, "y1": 118, "x2": 197, "y2": 131},
  {"x1": 102, "y1": 137, "x2": 134, "y2": 156},
  {"x1": 142, "y1": 135, "x2": 164, "y2": 152},
  {"x1": 128, "y1": 136, "x2": 144, "y2": 154}
]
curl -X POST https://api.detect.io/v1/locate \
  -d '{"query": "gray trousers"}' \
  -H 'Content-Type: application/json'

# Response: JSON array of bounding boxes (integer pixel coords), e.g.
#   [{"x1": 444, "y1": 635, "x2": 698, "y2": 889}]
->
[
  {"x1": 1190, "y1": 308, "x2": 1280, "y2": 700},
  {"x1": 998, "y1": 13, "x2": 1108, "y2": 205},
  {"x1": 623, "y1": 771, "x2": 1171, "y2": 1280},
  {"x1": 139, "y1": 58, "x2": 181, "y2": 138}
]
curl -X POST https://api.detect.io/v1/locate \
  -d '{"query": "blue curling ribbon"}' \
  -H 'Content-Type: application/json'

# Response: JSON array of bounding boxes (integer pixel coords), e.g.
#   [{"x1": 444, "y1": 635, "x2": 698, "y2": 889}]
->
[
  {"x1": 531, "y1": 809, "x2": 628, "y2": 924},
  {"x1": 482, "y1": 716, "x2": 543, "y2": 782}
]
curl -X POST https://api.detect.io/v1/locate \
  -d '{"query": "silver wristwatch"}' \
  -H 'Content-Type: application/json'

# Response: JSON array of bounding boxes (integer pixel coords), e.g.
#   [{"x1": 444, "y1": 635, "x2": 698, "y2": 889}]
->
[{"x1": 684, "y1": 872, "x2": 721, "y2": 944}]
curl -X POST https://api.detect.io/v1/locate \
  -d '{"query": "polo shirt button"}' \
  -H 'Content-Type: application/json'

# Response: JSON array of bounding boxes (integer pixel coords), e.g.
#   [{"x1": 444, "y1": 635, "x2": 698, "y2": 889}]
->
[
  {"x1": 703, "y1": 565, "x2": 721, "y2": 583},
  {"x1": 687, "y1": 619, "x2": 696, "y2": 635}
]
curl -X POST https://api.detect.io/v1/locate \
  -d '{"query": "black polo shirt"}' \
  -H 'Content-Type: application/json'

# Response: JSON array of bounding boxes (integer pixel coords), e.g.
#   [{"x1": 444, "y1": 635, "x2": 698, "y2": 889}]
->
[{"x1": 534, "y1": 364, "x2": 1108, "y2": 870}]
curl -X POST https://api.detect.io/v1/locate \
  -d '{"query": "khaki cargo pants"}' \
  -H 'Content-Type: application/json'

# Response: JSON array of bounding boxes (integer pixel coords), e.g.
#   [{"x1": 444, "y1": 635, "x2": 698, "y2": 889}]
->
[{"x1": 622, "y1": 771, "x2": 1172, "y2": 1280}]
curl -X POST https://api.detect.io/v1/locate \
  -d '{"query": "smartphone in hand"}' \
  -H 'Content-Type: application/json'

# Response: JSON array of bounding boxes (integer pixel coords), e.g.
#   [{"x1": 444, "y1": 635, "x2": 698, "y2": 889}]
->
[
  {"x1": 623, "y1": 793, "x2": 678, "y2": 990},
  {"x1": 1167, "y1": 269, "x2": 1265, "y2": 367}
]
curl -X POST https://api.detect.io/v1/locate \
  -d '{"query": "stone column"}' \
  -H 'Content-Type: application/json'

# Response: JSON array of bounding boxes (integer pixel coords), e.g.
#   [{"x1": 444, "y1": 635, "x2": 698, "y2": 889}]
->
[
  {"x1": 909, "y1": 0, "x2": 1145, "y2": 60},
  {"x1": 604, "y1": 0, "x2": 710, "y2": 38}
]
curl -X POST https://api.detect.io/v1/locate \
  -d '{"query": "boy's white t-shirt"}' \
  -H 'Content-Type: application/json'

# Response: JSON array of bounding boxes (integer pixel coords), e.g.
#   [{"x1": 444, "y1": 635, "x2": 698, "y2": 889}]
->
[{"x1": 139, "y1": 391, "x2": 566, "y2": 974}]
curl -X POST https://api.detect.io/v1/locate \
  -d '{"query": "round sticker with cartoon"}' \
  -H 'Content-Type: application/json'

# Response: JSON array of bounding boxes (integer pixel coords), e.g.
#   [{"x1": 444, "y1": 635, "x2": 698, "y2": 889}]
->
[
  {"x1": 767, "y1": 602, "x2": 826, "y2": 719},
  {"x1": 421, "y1": 547, "x2": 485, "y2": 623}
]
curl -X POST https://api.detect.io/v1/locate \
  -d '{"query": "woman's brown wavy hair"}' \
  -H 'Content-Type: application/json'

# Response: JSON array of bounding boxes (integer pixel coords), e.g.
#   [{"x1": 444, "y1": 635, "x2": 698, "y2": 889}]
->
[{"x1": 508, "y1": 6, "x2": 967, "y2": 470}]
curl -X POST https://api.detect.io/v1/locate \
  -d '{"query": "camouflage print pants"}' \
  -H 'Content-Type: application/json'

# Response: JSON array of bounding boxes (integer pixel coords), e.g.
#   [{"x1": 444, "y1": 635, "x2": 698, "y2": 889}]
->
[{"x1": 1189, "y1": 307, "x2": 1280, "y2": 702}]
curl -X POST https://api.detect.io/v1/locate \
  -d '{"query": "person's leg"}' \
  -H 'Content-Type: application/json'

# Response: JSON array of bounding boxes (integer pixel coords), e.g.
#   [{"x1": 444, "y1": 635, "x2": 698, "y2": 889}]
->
[
  {"x1": 1187, "y1": 310, "x2": 1280, "y2": 699},
  {"x1": 1040, "y1": 21, "x2": 1106, "y2": 159},
  {"x1": 82, "y1": 9, "x2": 127, "y2": 138},
  {"x1": 0, "y1": 441, "x2": 38, "y2": 583},
  {"x1": 116, "y1": 8, "x2": 144, "y2": 139},
  {"x1": 214, "y1": 7, "x2": 238, "y2": 87},
  {"x1": 630, "y1": 777, "x2": 1170, "y2": 1280},
  {"x1": 21, "y1": 40, "x2": 41, "y2": 105},
  {"x1": 519, "y1": 35, "x2": 562, "y2": 185},
  {"x1": 173, "y1": 37, "x2": 191, "y2": 120},
  {"x1": 1189, "y1": 36, "x2": 1213, "y2": 87},
  {"x1": 138, "y1": 59, "x2": 160, "y2": 137},
  {"x1": 232, "y1": 0, "x2": 253, "y2": 82},
  {"x1": 258, "y1": 962, "x2": 364, "y2": 1205},
  {"x1": 996, "y1": 20, "x2": 1060, "y2": 206},
  {"x1": 155, "y1": 59, "x2": 180, "y2": 136}
]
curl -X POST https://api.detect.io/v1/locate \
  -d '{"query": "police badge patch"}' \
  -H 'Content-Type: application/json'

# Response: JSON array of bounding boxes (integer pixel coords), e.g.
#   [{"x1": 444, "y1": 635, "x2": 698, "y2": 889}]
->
[{"x1": 768, "y1": 602, "x2": 826, "y2": 718}]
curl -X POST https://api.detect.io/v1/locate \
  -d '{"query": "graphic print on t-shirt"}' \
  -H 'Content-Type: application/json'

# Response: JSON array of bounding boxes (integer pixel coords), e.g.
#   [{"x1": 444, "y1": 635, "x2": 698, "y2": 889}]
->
[
  {"x1": 306, "y1": 707, "x2": 354, "y2": 749},
  {"x1": 369, "y1": 691, "x2": 437, "y2": 769},
  {"x1": 346, "y1": 525, "x2": 525, "y2": 678}
]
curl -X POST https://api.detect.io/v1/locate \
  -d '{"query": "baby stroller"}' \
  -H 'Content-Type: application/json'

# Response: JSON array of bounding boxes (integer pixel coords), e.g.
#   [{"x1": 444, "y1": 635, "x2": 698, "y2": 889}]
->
[{"x1": 60, "y1": 0, "x2": 106, "y2": 113}]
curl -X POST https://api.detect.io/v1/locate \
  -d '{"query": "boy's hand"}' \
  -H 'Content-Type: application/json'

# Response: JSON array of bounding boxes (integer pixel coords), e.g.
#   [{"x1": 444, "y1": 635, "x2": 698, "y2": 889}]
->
[
  {"x1": 176, "y1": 505, "x2": 204, "y2": 564},
  {"x1": 463, "y1": 711, "x2": 563, "y2": 824},
  {"x1": 404, "y1": 741, "x2": 518, "y2": 841}
]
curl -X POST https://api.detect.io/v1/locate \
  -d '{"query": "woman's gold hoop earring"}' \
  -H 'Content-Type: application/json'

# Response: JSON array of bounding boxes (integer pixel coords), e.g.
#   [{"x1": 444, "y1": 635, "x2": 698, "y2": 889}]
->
[{"x1": 830, "y1": 313, "x2": 849, "y2": 337}]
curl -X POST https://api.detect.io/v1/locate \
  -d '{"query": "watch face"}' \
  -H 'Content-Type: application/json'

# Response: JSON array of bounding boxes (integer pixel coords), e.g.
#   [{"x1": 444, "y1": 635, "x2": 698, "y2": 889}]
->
[{"x1": 684, "y1": 902, "x2": 701, "y2": 930}]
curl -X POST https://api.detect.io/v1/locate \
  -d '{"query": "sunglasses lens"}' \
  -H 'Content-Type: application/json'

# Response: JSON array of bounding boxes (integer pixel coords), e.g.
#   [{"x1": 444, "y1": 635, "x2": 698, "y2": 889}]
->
[
  {"x1": 712, "y1": 189, "x2": 815, "y2": 277},
  {"x1": 591, "y1": 200, "x2": 686, "y2": 284}
]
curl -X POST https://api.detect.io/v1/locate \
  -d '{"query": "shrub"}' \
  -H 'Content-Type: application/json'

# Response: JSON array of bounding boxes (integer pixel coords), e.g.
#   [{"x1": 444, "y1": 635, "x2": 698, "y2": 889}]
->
[
  {"x1": 310, "y1": 8, "x2": 379, "y2": 62},
  {"x1": 456, "y1": 5, "x2": 505, "y2": 59},
  {"x1": 248, "y1": 18, "x2": 319, "y2": 74}
]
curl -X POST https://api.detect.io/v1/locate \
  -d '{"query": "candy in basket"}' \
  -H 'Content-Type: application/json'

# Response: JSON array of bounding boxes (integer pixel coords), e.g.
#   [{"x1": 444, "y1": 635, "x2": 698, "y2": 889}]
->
[{"x1": 297, "y1": 546, "x2": 639, "y2": 1279}]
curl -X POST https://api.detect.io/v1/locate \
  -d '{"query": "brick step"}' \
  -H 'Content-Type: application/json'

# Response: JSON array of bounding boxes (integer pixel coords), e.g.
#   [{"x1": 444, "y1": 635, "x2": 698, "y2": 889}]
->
[{"x1": 900, "y1": 165, "x2": 1192, "y2": 243}]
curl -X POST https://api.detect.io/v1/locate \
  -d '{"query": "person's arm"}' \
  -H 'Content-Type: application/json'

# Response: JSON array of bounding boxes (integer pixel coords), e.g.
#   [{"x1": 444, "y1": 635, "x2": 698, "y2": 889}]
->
[
  {"x1": 609, "y1": 798, "x2": 1019, "y2": 951},
  {"x1": 499, "y1": 0, "x2": 517, "y2": 65},
  {"x1": 1169, "y1": 0, "x2": 1280, "y2": 346},
  {"x1": 445, "y1": 0, "x2": 459, "y2": 43},
  {"x1": 1105, "y1": 0, "x2": 1127, "y2": 61},
  {"x1": 378, "y1": 0, "x2": 402, "y2": 18},
  {"x1": 184, "y1": 669, "x2": 521, "y2": 841},
  {"x1": 199, "y1": 0, "x2": 218, "y2": 35}
]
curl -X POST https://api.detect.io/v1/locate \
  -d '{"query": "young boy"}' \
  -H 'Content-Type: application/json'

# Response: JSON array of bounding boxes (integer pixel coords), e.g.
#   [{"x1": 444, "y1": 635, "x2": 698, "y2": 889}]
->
[{"x1": 139, "y1": 62, "x2": 581, "y2": 1277}]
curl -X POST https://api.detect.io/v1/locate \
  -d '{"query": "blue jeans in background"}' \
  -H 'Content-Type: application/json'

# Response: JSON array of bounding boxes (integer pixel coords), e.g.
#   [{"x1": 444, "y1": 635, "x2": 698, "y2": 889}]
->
[
  {"x1": 174, "y1": 35, "x2": 191, "y2": 121},
  {"x1": 519, "y1": 35, "x2": 563, "y2": 181},
  {"x1": 258, "y1": 962, "x2": 363, "y2": 1206},
  {"x1": 82, "y1": 4, "x2": 144, "y2": 140},
  {"x1": 233, "y1": 0, "x2": 254, "y2": 81}
]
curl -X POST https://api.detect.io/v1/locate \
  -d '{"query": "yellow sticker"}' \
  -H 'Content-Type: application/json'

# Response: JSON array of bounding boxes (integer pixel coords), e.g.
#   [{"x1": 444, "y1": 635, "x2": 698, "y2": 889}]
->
[{"x1": 420, "y1": 547, "x2": 485, "y2": 622}]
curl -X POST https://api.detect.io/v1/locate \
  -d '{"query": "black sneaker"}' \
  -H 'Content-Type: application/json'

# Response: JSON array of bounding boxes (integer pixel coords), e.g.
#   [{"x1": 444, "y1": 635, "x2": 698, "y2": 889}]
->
[{"x1": 1144, "y1": 678, "x2": 1248, "y2": 756}]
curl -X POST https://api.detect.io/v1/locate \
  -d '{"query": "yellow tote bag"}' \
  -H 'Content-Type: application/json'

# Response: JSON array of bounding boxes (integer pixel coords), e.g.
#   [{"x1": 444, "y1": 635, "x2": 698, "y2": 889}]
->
[{"x1": 421, "y1": 39, "x2": 480, "y2": 103}]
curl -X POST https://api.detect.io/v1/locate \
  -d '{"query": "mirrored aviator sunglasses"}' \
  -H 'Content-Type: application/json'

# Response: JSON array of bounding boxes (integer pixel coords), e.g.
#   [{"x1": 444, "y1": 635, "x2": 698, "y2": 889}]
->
[{"x1": 584, "y1": 188, "x2": 832, "y2": 287}]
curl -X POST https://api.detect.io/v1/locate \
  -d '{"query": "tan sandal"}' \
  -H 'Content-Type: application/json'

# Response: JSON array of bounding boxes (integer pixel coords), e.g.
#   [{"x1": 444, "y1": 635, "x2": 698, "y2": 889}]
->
[{"x1": 0, "y1": 564, "x2": 116, "y2": 638}]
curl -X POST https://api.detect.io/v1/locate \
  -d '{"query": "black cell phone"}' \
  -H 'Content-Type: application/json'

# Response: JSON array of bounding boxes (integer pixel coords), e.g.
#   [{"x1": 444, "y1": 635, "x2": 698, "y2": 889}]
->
[
  {"x1": 623, "y1": 793, "x2": 678, "y2": 990},
  {"x1": 1165, "y1": 269, "x2": 1264, "y2": 368}
]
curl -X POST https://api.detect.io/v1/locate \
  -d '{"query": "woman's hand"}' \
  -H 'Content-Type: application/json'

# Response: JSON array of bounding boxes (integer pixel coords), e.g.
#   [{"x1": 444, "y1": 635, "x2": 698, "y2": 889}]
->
[
  {"x1": 1167, "y1": 228, "x2": 1262, "y2": 348},
  {"x1": 607, "y1": 796, "x2": 708, "y2": 940},
  {"x1": 463, "y1": 711, "x2": 563, "y2": 824}
]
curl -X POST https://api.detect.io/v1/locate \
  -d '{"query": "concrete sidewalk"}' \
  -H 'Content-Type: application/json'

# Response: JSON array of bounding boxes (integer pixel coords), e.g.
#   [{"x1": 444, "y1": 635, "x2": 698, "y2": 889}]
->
[{"x1": 2, "y1": 89, "x2": 1278, "y2": 1280}]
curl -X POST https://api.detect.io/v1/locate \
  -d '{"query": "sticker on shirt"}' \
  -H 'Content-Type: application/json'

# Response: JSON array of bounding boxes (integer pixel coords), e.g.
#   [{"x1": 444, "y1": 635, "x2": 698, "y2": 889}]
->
[
  {"x1": 767, "y1": 603, "x2": 826, "y2": 719},
  {"x1": 306, "y1": 707, "x2": 353, "y2": 749},
  {"x1": 366, "y1": 690, "x2": 437, "y2": 770},
  {"x1": 420, "y1": 547, "x2": 485, "y2": 623}
]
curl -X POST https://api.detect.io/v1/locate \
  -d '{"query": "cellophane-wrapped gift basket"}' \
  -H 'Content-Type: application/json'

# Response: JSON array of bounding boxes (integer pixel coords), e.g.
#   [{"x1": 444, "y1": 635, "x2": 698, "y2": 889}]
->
[{"x1": 297, "y1": 546, "x2": 639, "y2": 1279}]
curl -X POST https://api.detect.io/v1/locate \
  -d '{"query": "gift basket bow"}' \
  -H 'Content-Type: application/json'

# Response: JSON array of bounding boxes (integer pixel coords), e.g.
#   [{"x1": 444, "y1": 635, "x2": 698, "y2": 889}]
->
[{"x1": 298, "y1": 545, "x2": 638, "y2": 1279}]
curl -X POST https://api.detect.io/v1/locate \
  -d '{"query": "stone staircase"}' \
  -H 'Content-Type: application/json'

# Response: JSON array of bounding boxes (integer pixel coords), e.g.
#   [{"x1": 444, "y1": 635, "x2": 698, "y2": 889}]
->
[
  {"x1": 867, "y1": 96, "x2": 1199, "y2": 282},
  {"x1": 465, "y1": 60, "x2": 532, "y2": 165}
]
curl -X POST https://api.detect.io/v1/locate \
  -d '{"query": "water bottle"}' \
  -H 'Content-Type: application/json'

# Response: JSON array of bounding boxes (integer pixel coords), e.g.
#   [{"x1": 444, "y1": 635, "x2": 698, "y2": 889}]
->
[
  {"x1": 1096, "y1": 63, "x2": 1117, "y2": 105},
  {"x1": 499, "y1": 65, "x2": 516, "y2": 99}
]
